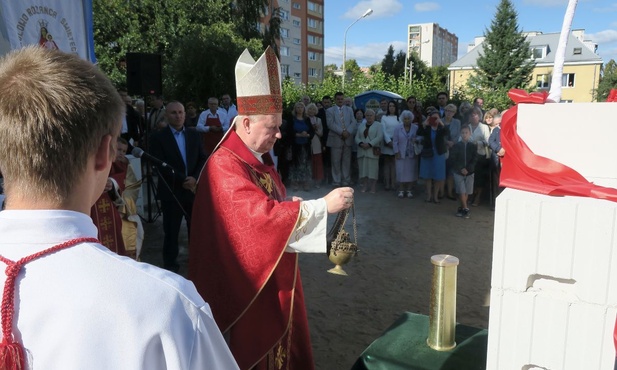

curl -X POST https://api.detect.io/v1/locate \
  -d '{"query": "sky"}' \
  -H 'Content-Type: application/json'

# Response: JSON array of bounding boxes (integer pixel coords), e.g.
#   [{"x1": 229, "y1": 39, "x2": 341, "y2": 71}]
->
[{"x1": 324, "y1": 0, "x2": 617, "y2": 68}]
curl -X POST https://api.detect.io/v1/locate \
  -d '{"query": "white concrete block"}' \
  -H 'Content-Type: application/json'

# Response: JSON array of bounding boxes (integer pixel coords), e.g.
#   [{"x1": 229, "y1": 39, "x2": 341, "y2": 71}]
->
[
  {"x1": 492, "y1": 188, "x2": 617, "y2": 305},
  {"x1": 487, "y1": 289, "x2": 617, "y2": 370},
  {"x1": 517, "y1": 103, "x2": 617, "y2": 189}
]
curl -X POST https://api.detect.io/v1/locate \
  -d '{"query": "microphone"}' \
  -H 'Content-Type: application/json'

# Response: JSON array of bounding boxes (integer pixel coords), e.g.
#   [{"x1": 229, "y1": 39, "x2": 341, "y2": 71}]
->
[{"x1": 131, "y1": 147, "x2": 173, "y2": 169}]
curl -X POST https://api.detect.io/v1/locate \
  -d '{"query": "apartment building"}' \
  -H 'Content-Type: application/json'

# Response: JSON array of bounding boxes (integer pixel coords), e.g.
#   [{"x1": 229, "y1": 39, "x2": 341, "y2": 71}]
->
[
  {"x1": 264, "y1": 0, "x2": 325, "y2": 85},
  {"x1": 407, "y1": 23, "x2": 458, "y2": 68}
]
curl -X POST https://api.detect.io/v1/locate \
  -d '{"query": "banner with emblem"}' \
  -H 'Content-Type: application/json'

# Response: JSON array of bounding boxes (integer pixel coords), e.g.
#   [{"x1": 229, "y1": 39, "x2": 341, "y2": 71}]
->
[{"x1": 0, "y1": 0, "x2": 95, "y2": 62}]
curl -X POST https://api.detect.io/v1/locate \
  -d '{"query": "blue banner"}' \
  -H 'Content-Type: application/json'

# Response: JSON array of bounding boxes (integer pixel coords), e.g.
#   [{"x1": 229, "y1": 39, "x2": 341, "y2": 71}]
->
[{"x1": 0, "y1": 1, "x2": 96, "y2": 62}]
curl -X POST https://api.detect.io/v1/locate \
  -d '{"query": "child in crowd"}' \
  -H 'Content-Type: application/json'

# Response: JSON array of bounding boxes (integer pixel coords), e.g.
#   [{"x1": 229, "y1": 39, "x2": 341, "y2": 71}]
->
[{"x1": 449, "y1": 125, "x2": 477, "y2": 218}]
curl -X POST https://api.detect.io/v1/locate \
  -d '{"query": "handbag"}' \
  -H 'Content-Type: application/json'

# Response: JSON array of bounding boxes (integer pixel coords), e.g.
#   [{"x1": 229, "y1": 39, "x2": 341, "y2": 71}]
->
[{"x1": 413, "y1": 141, "x2": 424, "y2": 155}]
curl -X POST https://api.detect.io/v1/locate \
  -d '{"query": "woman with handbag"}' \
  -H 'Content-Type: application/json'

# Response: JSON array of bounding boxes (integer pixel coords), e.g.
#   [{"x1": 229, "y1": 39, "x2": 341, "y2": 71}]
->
[
  {"x1": 469, "y1": 107, "x2": 491, "y2": 206},
  {"x1": 287, "y1": 102, "x2": 314, "y2": 191},
  {"x1": 355, "y1": 109, "x2": 384, "y2": 193},
  {"x1": 418, "y1": 108, "x2": 449, "y2": 203},
  {"x1": 392, "y1": 110, "x2": 418, "y2": 198}
]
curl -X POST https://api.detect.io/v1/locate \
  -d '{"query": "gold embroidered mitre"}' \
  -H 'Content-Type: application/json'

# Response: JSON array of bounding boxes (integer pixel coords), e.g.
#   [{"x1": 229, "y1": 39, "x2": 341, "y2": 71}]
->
[{"x1": 235, "y1": 46, "x2": 283, "y2": 116}]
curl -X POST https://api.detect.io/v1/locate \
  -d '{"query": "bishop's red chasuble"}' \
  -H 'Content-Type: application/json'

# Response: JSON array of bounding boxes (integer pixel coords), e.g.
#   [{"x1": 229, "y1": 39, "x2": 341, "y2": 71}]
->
[
  {"x1": 189, "y1": 130, "x2": 314, "y2": 370},
  {"x1": 91, "y1": 160, "x2": 128, "y2": 256}
]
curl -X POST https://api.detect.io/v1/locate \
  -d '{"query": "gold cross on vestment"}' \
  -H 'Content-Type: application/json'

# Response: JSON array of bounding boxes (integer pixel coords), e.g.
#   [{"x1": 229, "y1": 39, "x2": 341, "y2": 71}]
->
[
  {"x1": 275, "y1": 344, "x2": 286, "y2": 369},
  {"x1": 99, "y1": 217, "x2": 112, "y2": 231},
  {"x1": 259, "y1": 173, "x2": 273, "y2": 194},
  {"x1": 97, "y1": 198, "x2": 111, "y2": 213}
]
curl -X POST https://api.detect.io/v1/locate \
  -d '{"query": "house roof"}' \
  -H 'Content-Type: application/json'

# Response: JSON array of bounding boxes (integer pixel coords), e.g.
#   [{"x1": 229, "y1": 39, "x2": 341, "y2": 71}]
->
[{"x1": 448, "y1": 32, "x2": 603, "y2": 70}]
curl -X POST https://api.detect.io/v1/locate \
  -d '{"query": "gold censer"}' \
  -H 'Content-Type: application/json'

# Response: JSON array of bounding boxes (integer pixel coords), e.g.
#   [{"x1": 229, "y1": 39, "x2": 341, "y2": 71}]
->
[{"x1": 326, "y1": 204, "x2": 358, "y2": 276}]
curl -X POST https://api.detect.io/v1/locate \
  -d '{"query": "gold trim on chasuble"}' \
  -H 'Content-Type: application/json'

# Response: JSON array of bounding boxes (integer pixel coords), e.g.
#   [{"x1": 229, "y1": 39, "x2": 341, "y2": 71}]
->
[{"x1": 293, "y1": 203, "x2": 310, "y2": 242}]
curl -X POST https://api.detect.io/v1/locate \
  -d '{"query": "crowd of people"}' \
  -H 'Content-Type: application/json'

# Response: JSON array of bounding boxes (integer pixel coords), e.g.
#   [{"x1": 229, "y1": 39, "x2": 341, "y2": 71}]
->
[
  {"x1": 0, "y1": 45, "x2": 506, "y2": 369},
  {"x1": 273, "y1": 92, "x2": 506, "y2": 219}
]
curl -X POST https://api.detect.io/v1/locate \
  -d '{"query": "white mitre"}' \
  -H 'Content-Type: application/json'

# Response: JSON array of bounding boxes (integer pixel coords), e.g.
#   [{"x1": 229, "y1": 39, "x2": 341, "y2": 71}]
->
[{"x1": 235, "y1": 46, "x2": 282, "y2": 116}]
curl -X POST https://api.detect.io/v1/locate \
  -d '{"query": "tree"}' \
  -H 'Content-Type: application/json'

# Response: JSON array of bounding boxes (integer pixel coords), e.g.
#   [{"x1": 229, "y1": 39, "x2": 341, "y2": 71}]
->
[
  {"x1": 597, "y1": 59, "x2": 617, "y2": 101},
  {"x1": 92, "y1": 0, "x2": 280, "y2": 105},
  {"x1": 381, "y1": 45, "x2": 396, "y2": 76},
  {"x1": 392, "y1": 51, "x2": 407, "y2": 79},
  {"x1": 407, "y1": 52, "x2": 429, "y2": 84},
  {"x1": 470, "y1": 0, "x2": 535, "y2": 92}
]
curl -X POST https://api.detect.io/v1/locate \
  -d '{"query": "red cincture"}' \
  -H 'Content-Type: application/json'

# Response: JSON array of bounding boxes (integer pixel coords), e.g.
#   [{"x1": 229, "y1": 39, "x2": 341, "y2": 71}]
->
[{"x1": 0, "y1": 237, "x2": 99, "y2": 369}]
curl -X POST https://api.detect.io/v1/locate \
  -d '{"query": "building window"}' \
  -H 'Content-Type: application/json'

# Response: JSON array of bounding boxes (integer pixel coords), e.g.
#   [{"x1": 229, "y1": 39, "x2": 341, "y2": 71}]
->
[
  {"x1": 573, "y1": 47, "x2": 582, "y2": 55},
  {"x1": 308, "y1": 35, "x2": 320, "y2": 45},
  {"x1": 293, "y1": 38, "x2": 301, "y2": 45},
  {"x1": 281, "y1": 64, "x2": 289, "y2": 75},
  {"x1": 294, "y1": 55, "x2": 301, "y2": 62},
  {"x1": 280, "y1": 46, "x2": 289, "y2": 56},
  {"x1": 308, "y1": 1, "x2": 320, "y2": 12},
  {"x1": 308, "y1": 18, "x2": 317, "y2": 29},
  {"x1": 292, "y1": 19, "x2": 301, "y2": 27},
  {"x1": 292, "y1": 2, "x2": 300, "y2": 9},
  {"x1": 536, "y1": 74, "x2": 550, "y2": 89},
  {"x1": 531, "y1": 46, "x2": 547, "y2": 59},
  {"x1": 309, "y1": 68, "x2": 320, "y2": 77},
  {"x1": 280, "y1": 28, "x2": 289, "y2": 38},
  {"x1": 308, "y1": 52, "x2": 317, "y2": 61},
  {"x1": 294, "y1": 72, "x2": 301, "y2": 78},
  {"x1": 562, "y1": 73, "x2": 575, "y2": 87},
  {"x1": 280, "y1": 10, "x2": 289, "y2": 20}
]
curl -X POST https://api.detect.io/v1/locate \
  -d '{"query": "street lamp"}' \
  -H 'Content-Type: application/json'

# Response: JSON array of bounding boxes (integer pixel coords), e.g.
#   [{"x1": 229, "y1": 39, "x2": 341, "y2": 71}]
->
[{"x1": 342, "y1": 8, "x2": 373, "y2": 92}]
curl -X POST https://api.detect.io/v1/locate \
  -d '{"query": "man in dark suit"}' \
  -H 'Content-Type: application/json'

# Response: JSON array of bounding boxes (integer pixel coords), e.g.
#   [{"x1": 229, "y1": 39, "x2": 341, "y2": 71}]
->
[{"x1": 149, "y1": 101, "x2": 206, "y2": 272}]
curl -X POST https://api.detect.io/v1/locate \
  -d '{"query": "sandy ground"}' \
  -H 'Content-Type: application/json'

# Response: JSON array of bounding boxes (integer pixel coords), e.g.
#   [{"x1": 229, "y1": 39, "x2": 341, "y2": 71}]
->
[{"x1": 141, "y1": 182, "x2": 494, "y2": 369}]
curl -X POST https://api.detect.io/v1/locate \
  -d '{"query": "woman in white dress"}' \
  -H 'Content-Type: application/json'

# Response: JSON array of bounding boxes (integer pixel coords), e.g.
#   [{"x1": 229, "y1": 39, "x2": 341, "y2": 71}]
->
[{"x1": 380, "y1": 101, "x2": 400, "y2": 191}]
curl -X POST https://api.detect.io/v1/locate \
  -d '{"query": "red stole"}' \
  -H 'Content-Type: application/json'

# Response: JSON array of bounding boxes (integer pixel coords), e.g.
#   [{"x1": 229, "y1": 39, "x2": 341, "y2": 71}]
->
[
  {"x1": 90, "y1": 160, "x2": 128, "y2": 256},
  {"x1": 203, "y1": 112, "x2": 224, "y2": 157},
  {"x1": 189, "y1": 131, "x2": 314, "y2": 370}
]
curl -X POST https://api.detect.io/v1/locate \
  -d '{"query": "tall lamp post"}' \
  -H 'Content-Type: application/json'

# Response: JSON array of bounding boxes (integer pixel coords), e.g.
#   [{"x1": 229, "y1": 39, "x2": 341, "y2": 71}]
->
[{"x1": 342, "y1": 8, "x2": 373, "y2": 92}]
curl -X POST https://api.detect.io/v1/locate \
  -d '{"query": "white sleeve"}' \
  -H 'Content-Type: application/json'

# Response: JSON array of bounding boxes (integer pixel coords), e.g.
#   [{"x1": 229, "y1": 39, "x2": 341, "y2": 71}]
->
[
  {"x1": 195, "y1": 112, "x2": 209, "y2": 133},
  {"x1": 188, "y1": 304, "x2": 240, "y2": 369},
  {"x1": 219, "y1": 109, "x2": 230, "y2": 132},
  {"x1": 286, "y1": 198, "x2": 328, "y2": 253}
]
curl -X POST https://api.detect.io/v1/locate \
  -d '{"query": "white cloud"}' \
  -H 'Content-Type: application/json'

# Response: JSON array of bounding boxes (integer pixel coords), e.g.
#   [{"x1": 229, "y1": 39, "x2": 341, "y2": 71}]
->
[
  {"x1": 414, "y1": 2, "x2": 441, "y2": 12},
  {"x1": 325, "y1": 41, "x2": 408, "y2": 67},
  {"x1": 587, "y1": 29, "x2": 617, "y2": 44},
  {"x1": 586, "y1": 29, "x2": 617, "y2": 63},
  {"x1": 343, "y1": 0, "x2": 403, "y2": 20}
]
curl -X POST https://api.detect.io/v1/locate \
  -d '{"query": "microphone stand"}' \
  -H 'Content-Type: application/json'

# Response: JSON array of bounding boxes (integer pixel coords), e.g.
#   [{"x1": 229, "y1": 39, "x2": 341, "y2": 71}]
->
[
  {"x1": 152, "y1": 166, "x2": 191, "y2": 224},
  {"x1": 140, "y1": 94, "x2": 161, "y2": 223}
]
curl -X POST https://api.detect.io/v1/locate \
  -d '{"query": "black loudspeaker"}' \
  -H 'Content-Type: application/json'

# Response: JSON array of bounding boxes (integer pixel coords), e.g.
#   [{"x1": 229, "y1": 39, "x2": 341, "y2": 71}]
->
[{"x1": 126, "y1": 53, "x2": 162, "y2": 96}]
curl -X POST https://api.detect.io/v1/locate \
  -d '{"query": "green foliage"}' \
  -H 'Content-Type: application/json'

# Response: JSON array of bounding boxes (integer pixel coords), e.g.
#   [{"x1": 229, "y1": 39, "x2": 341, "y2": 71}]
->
[
  {"x1": 469, "y1": 0, "x2": 534, "y2": 102},
  {"x1": 281, "y1": 54, "x2": 451, "y2": 113},
  {"x1": 597, "y1": 59, "x2": 617, "y2": 101},
  {"x1": 458, "y1": 85, "x2": 515, "y2": 111},
  {"x1": 380, "y1": 45, "x2": 407, "y2": 79},
  {"x1": 381, "y1": 45, "x2": 395, "y2": 76},
  {"x1": 92, "y1": 0, "x2": 279, "y2": 105}
]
